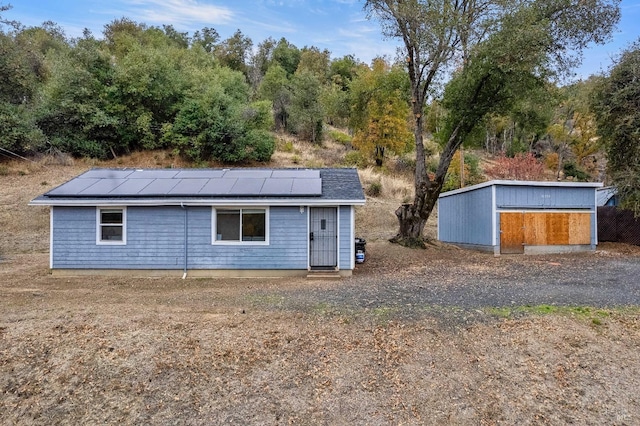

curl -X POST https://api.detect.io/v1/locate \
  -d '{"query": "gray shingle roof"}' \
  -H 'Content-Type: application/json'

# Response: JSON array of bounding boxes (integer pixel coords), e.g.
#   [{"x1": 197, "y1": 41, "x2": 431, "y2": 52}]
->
[{"x1": 30, "y1": 168, "x2": 365, "y2": 206}]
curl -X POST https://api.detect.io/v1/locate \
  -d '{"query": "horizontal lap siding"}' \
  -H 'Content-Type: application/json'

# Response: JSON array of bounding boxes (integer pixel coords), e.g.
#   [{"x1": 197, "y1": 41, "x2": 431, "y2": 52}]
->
[
  {"x1": 338, "y1": 206, "x2": 352, "y2": 269},
  {"x1": 187, "y1": 206, "x2": 307, "y2": 270},
  {"x1": 52, "y1": 206, "x2": 325, "y2": 270},
  {"x1": 52, "y1": 206, "x2": 185, "y2": 269},
  {"x1": 438, "y1": 186, "x2": 493, "y2": 245}
]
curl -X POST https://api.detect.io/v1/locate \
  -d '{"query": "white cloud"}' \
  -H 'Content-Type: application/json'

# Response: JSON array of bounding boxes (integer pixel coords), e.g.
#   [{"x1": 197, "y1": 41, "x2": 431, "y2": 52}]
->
[{"x1": 118, "y1": 0, "x2": 234, "y2": 27}]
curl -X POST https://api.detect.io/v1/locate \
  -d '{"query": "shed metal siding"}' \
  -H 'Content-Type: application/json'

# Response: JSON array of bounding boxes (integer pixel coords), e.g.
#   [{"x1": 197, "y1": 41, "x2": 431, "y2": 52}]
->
[
  {"x1": 495, "y1": 185, "x2": 594, "y2": 209},
  {"x1": 438, "y1": 186, "x2": 494, "y2": 245}
]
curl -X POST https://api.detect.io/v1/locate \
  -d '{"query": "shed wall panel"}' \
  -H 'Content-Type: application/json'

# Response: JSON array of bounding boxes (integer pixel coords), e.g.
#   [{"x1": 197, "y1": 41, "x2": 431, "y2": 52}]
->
[
  {"x1": 496, "y1": 186, "x2": 594, "y2": 209},
  {"x1": 523, "y1": 213, "x2": 548, "y2": 245},
  {"x1": 545, "y1": 213, "x2": 570, "y2": 245},
  {"x1": 569, "y1": 213, "x2": 592, "y2": 245},
  {"x1": 500, "y1": 213, "x2": 525, "y2": 254},
  {"x1": 438, "y1": 186, "x2": 493, "y2": 245}
]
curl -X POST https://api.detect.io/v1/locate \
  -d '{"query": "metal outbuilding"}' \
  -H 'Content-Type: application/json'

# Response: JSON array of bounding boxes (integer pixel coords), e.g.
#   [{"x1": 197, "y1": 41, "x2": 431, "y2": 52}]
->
[{"x1": 438, "y1": 180, "x2": 602, "y2": 254}]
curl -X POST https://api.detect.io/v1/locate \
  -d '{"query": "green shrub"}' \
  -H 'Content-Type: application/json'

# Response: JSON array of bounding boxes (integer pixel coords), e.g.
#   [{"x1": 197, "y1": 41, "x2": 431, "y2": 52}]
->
[
  {"x1": 329, "y1": 129, "x2": 352, "y2": 145},
  {"x1": 367, "y1": 181, "x2": 382, "y2": 197},
  {"x1": 280, "y1": 140, "x2": 295, "y2": 153},
  {"x1": 563, "y1": 161, "x2": 590, "y2": 181},
  {"x1": 342, "y1": 150, "x2": 367, "y2": 168},
  {"x1": 241, "y1": 130, "x2": 276, "y2": 162},
  {"x1": 395, "y1": 155, "x2": 416, "y2": 173}
]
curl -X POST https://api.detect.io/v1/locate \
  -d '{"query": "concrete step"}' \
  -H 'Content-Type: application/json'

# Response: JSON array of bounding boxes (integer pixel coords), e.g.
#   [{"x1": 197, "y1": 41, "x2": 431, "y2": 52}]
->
[{"x1": 306, "y1": 270, "x2": 342, "y2": 280}]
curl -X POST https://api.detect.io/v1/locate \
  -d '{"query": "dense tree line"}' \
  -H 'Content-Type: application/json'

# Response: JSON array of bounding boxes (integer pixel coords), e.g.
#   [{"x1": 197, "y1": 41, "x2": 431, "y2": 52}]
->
[
  {"x1": 1, "y1": 3, "x2": 636, "y2": 217},
  {"x1": 0, "y1": 8, "x2": 371, "y2": 163}
]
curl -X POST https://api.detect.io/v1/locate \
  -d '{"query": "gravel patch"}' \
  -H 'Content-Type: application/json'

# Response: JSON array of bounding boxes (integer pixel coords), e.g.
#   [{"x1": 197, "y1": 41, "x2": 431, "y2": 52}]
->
[{"x1": 249, "y1": 242, "x2": 640, "y2": 319}]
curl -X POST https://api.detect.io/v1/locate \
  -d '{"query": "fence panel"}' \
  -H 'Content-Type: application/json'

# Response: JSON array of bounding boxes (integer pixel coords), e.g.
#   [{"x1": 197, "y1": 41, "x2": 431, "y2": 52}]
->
[{"x1": 598, "y1": 206, "x2": 640, "y2": 246}]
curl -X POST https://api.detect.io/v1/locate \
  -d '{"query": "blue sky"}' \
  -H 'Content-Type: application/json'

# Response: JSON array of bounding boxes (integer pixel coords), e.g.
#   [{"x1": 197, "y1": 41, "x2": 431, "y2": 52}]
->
[{"x1": 7, "y1": 0, "x2": 640, "y2": 80}]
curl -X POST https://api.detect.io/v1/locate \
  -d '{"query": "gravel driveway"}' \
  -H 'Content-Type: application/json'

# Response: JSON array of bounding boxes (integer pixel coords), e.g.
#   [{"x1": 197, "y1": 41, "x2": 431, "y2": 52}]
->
[{"x1": 251, "y1": 242, "x2": 640, "y2": 316}]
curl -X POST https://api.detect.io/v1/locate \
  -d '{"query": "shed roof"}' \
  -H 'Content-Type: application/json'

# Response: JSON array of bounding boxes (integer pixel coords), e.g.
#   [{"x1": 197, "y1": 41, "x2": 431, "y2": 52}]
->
[
  {"x1": 597, "y1": 186, "x2": 618, "y2": 206},
  {"x1": 30, "y1": 168, "x2": 365, "y2": 206},
  {"x1": 439, "y1": 179, "x2": 602, "y2": 198}
]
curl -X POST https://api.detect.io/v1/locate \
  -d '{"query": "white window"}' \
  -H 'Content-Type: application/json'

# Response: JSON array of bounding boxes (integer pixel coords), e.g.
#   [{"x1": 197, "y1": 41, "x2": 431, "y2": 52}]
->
[
  {"x1": 213, "y1": 207, "x2": 268, "y2": 244},
  {"x1": 97, "y1": 207, "x2": 126, "y2": 245}
]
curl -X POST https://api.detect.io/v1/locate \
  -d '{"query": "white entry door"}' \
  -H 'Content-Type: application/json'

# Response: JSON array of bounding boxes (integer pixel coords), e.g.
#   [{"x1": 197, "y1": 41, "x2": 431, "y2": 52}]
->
[{"x1": 309, "y1": 207, "x2": 337, "y2": 268}]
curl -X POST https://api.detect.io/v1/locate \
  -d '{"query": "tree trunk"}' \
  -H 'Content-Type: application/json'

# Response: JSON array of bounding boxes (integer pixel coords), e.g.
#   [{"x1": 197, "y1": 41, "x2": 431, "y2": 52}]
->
[{"x1": 393, "y1": 121, "x2": 463, "y2": 247}]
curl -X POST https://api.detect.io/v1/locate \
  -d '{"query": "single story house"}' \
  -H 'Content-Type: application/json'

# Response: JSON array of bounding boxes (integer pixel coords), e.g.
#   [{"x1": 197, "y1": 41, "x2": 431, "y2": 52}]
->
[
  {"x1": 30, "y1": 168, "x2": 365, "y2": 277},
  {"x1": 437, "y1": 180, "x2": 602, "y2": 254}
]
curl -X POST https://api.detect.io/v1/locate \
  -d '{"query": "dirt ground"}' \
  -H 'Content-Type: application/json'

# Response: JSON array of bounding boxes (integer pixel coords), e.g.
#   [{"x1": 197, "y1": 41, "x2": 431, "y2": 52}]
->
[{"x1": 3, "y1": 160, "x2": 640, "y2": 425}]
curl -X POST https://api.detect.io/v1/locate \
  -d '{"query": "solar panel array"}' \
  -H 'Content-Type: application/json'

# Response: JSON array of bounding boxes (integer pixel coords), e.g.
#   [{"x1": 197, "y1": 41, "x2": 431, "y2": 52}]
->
[{"x1": 47, "y1": 169, "x2": 323, "y2": 197}]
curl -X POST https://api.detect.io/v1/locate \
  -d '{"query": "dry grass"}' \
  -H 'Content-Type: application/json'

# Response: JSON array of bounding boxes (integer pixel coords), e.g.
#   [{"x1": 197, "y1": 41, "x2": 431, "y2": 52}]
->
[
  {"x1": 358, "y1": 167, "x2": 413, "y2": 201},
  {"x1": 3, "y1": 254, "x2": 640, "y2": 424}
]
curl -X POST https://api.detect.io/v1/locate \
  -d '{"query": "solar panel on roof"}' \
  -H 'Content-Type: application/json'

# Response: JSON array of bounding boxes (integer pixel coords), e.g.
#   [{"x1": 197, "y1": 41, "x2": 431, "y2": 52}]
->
[
  {"x1": 168, "y1": 179, "x2": 209, "y2": 195},
  {"x1": 261, "y1": 178, "x2": 294, "y2": 195},
  {"x1": 128, "y1": 170, "x2": 180, "y2": 179},
  {"x1": 199, "y1": 178, "x2": 237, "y2": 195},
  {"x1": 231, "y1": 178, "x2": 266, "y2": 194},
  {"x1": 47, "y1": 178, "x2": 101, "y2": 196},
  {"x1": 80, "y1": 169, "x2": 134, "y2": 179},
  {"x1": 109, "y1": 178, "x2": 154, "y2": 195},
  {"x1": 271, "y1": 169, "x2": 319, "y2": 179},
  {"x1": 79, "y1": 178, "x2": 127, "y2": 195},
  {"x1": 291, "y1": 178, "x2": 322, "y2": 195},
  {"x1": 44, "y1": 168, "x2": 327, "y2": 198},
  {"x1": 175, "y1": 170, "x2": 225, "y2": 178},
  {"x1": 138, "y1": 179, "x2": 180, "y2": 195},
  {"x1": 225, "y1": 169, "x2": 272, "y2": 179}
]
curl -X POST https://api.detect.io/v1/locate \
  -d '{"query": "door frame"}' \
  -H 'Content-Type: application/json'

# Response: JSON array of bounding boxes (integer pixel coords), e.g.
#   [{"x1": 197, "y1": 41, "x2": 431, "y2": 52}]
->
[{"x1": 308, "y1": 206, "x2": 339, "y2": 270}]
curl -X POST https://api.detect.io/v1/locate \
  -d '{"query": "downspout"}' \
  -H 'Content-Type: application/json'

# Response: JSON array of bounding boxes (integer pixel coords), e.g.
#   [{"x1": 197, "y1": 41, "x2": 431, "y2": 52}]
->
[{"x1": 181, "y1": 203, "x2": 188, "y2": 279}]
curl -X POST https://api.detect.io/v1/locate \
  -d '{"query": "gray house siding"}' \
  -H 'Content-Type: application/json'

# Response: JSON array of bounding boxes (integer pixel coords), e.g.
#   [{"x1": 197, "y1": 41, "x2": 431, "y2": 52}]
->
[
  {"x1": 438, "y1": 186, "x2": 493, "y2": 246},
  {"x1": 52, "y1": 205, "x2": 352, "y2": 271},
  {"x1": 52, "y1": 206, "x2": 185, "y2": 269},
  {"x1": 338, "y1": 206, "x2": 353, "y2": 270},
  {"x1": 187, "y1": 206, "x2": 308, "y2": 270}
]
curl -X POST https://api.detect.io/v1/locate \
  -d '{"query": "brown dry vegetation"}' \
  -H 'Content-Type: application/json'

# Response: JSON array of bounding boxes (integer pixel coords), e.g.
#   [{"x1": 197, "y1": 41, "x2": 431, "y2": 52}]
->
[{"x1": 2, "y1": 148, "x2": 640, "y2": 424}]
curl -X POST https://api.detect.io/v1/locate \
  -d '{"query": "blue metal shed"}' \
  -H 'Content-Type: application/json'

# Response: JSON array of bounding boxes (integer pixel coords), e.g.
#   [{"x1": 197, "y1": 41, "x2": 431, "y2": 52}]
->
[
  {"x1": 438, "y1": 180, "x2": 602, "y2": 254},
  {"x1": 30, "y1": 168, "x2": 365, "y2": 277}
]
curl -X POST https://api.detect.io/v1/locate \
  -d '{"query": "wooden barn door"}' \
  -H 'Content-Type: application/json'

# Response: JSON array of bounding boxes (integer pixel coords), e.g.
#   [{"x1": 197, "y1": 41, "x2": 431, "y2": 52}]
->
[
  {"x1": 501, "y1": 211, "x2": 592, "y2": 254},
  {"x1": 500, "y1": 212, "x2": 525, "y2": 254},
  {"x1": 524, "y1": 212, "x2": 591, "y2": 245},
  {"x1": 309, "y1": 207, "x2": 337, "y2": 268}
]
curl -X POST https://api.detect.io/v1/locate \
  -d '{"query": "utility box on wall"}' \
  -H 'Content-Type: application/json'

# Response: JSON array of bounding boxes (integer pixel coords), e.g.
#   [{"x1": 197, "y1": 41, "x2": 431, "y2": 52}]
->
[{"x1": 437, "y1": 180, "x2": 602, "y2": 255}]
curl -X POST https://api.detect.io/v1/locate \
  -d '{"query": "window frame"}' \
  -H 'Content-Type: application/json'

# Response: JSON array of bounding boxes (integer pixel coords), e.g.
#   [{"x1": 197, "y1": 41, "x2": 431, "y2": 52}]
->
[
  {"x1": 212, "y1": 206, "x2": 269, "y2": 245},
  {"x1": 96, "y1": 207, "x2": 127, "y2": 245}
]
